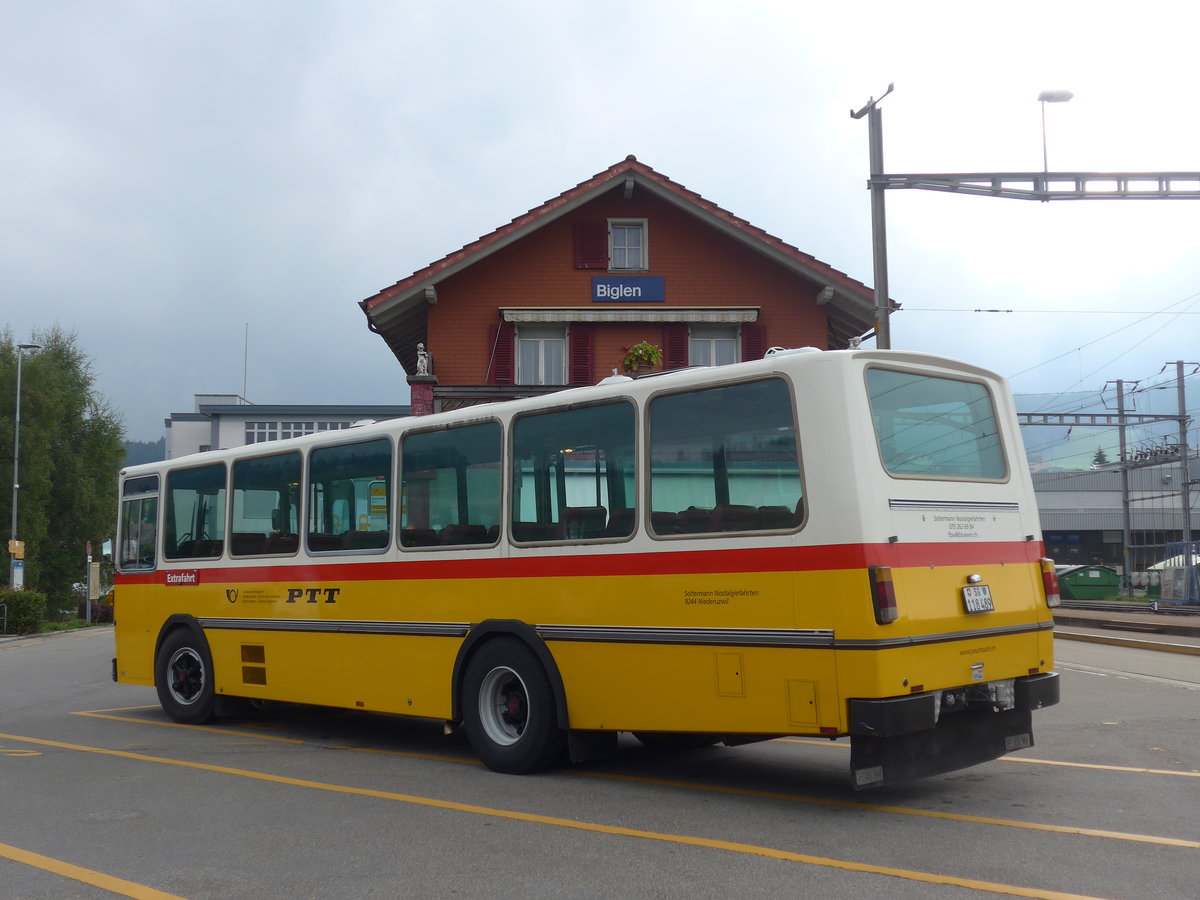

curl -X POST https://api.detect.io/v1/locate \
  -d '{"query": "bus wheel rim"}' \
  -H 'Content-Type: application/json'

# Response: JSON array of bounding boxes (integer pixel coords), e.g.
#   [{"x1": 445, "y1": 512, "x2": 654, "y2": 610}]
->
[
  {"x1": 167, "y1": 647, "x2": 206, "y2": 706},
  {"x1": 478, "y1": 665, "x2": 528, "y2": 747}
]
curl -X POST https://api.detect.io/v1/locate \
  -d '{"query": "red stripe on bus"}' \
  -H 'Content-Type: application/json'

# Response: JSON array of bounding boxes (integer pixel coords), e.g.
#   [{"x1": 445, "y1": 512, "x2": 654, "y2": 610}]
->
[{"x1": 114, "y1": 541, "x2": 1043, "y2": 586}]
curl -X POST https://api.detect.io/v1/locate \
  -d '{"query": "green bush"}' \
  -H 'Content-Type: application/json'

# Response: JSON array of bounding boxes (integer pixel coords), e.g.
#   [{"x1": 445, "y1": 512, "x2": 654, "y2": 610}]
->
[{"x1": 1, "y1": 589, "x2": 47, "y2": 635}]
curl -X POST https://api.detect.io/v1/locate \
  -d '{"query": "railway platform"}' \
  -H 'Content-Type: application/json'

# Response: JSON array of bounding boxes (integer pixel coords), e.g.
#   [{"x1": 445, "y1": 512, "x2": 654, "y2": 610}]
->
[{"x1": 1054, "y1": 605, "x2": 1200, "y2": 655}]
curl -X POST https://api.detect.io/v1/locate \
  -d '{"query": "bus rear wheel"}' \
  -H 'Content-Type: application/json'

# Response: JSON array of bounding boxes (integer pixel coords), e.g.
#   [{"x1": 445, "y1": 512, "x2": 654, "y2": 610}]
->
[
  {"x1": 462, "y1": 637, "x2": 564, "y2": 774},
  {"x1": 155, "y1": 628, "x2": 216, "y2": 724}
]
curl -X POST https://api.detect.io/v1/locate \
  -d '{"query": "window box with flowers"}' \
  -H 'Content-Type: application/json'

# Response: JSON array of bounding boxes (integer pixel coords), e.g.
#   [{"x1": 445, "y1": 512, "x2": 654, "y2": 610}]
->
[{"x1": 621, "y1": 341, "x2": 664, "y2": 374}]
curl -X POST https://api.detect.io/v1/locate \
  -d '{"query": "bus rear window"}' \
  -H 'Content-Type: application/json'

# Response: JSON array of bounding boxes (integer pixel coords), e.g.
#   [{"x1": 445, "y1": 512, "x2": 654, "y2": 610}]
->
[{"x1": 867, "y1": 368, "x2": 1006, "y2": 480}]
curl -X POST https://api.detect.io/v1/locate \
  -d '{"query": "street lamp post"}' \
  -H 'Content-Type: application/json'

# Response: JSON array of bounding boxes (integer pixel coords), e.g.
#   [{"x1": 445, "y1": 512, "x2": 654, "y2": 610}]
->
[
  {"x1": 1038, "y1": 90, "x2": 1074, "y2": 172},
  {"x1": 9, "y1": 342, "x2": 41, "y2": 589}
]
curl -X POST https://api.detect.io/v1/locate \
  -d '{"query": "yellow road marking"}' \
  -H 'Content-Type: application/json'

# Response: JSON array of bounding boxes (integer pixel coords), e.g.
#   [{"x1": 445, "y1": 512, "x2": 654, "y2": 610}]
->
[
  {"x1": 779, "y1": 737, "x2": 1200, "y2": 778},
  {"x1": 326, "y1": 743, "x2": 480, "y2": 765},
  {"x1": 1004, "y1": 756, "x2": 1200, "y2": 777},
  {"x1": 88, "y1": 710, "x2": 1197, "y2": 780},
  {"x1": 0, "y1": 731, "x2": 1110, "y2": 900},
  {"x1": 72, "y1": 710, "x2": 305, "y2": 745},
  {"x1": 0, "y1": 841, "x2": 186, "y2": 900},
  {"x1": 580, "y1": 771, "x2": 1200, "y2": 849},
  {"x1": 71, "y1": 708, "x2": 1199, "y2": 846}
]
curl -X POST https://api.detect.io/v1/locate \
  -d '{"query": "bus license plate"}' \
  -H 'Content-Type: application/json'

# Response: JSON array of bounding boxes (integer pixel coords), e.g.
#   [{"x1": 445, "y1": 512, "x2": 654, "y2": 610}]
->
[{"x1": 962, "y1": 585, "x2": 994, "y2": 614}]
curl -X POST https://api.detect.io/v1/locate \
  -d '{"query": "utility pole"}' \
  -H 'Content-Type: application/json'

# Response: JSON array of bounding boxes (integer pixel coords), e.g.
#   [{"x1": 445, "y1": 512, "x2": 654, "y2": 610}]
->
[
  {"x1": 851, "y1": 84, "x2": 894, "y2": 350},
  {"x1": 1019, "y1": 362, "x2": 1196, "y2": 605},
  {"x1": 854, "y1": 86, "x2": 1200, "y2": 351},
  {"x1": 1115, "y1": 380, "x2": 1133, "y2": 596},
  {"x1": 1175, "y1": 361, "x2": 1194, "y2": 599}
]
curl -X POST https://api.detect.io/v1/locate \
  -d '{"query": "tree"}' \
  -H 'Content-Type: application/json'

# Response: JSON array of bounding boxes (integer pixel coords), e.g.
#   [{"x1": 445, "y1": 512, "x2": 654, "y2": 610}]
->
[
  {"x1": 1092, "y1": 447, "x2": 1111, "y2": 467},
  {"x1": 124, "y1": 437, "x2": 165, "y2": 466},
  {"x1": 1, "y1": 327, "x2": 126, "y2": 606}
]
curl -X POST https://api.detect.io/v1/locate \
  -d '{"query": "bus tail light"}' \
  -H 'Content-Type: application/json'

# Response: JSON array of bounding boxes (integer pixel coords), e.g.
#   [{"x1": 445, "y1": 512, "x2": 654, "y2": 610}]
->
[
  {"x1": 869, "y1": 565, "x2": 898, "y2": 624},
  {"x1": 1039, "y1": 558, "x2": 1061, "y2": 608}
]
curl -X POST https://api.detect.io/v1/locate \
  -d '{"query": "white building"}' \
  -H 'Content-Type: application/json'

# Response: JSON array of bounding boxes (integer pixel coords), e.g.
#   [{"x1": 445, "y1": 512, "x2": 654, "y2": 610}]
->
[{"x1": 165, "y1": 394, "x2": 411, "y2": 459}]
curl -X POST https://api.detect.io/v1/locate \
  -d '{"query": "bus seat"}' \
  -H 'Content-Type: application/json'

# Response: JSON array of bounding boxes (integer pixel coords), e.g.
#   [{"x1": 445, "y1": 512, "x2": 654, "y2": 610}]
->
[
  {"x1": 674, "y1": 507, "x2": 712, "y2": 534},
  {"x1": 512, "y1": 522, "x2": 557, "y2": 542},
  {"x1": 650, "y1": 511, "x2": 678, "y2": 535},
  {"x1": 190, "y1": 539, "x2": 224, "y2": 557},
  {"x1": 231, "y1": 532, "x2": 267, "y2": 555},
  {"x1": 264, "y1": 533, "x2": 299, "y2": 554},
  {"x1": 561, "y1": 506, "x2": 607, "y2": 540},
  {"x1": 605, "y1": 507, "x2": 636, "y2": 537},
  {"x1": 757, "y1": 505, "x2": 796, "y2": 530},
  {"x1": 344, "y1": 530, "x2": 389, "y2": 550},
  {"x1": 708, "y1": 504, "x2": 758, "y2": 532},
  {"x1": 307, "y1": 533, "x2": 345, "y2": 552},
  {"x1": 400, "y1": 528, "x2": 439, "y2": 547},
  {"x1": 440, "y1": 524, "x2": 489, "y2": 545}
]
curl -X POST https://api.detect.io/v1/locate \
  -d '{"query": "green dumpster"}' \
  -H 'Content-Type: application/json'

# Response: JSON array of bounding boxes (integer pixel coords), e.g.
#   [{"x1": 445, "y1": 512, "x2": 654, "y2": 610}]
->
[{"x1": 1055, "y1": 565, "x2": 1121, "y2": 601}]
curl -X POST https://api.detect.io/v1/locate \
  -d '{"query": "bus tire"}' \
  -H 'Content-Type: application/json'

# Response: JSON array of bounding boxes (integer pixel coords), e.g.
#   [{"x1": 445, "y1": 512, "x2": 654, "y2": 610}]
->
[
  {"x1": 155, "y1": 628, "x2": 216, "y2": 725},
  {"x1": 462, "y1": 637, "x2": 565, "y2": 774}
]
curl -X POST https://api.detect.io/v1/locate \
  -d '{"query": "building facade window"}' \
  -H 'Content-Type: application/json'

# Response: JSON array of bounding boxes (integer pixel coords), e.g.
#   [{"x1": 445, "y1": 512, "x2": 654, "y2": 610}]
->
[
  {"x1": 317, "y1": 422, "x2": 350, "y2": 432},
  {"x1": 689, "y1": 325, "x2": 739, "y2": 367},
  {"x1": 280, "y1": 422, "x2": 315, "y2": 440},
  {"x1": 517, "y1": 326, "x2": 567, "y2": 385},
  {"x1": 609, "y1": 219, "x2": 647, "y2": 270},
  {"x1": 246, "y1": 421, "x2": 278, "y2": 444}
]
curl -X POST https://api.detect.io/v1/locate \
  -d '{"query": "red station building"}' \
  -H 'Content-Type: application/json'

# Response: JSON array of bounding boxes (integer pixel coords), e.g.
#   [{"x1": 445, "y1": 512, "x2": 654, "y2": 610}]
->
[{"x1": 359, "y1": 156, "x2": 878, "y2": 414}]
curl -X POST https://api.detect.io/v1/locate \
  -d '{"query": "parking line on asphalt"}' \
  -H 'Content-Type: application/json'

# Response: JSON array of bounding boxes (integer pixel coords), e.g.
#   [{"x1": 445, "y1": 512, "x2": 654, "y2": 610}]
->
[
  {"x1": 0, "y1": 841, "x2": 186, "y2": 900},
  {"x1": 73, "y1": 707, "x2": 475, "y2": 761},
  {"x1": 69, "y1": 707, "x2": 1200, "y2": 844},
  {"x1": 0, "y1": 730, "x2": 1111, "y2": 900},
  {"x1": 778, "y1": 737, "x2": 1200, "y2": 778},
  {"x1": 72, "y1": 709, "x2": 306, "y2": 744},
  {"x1": 1003, "y1": 756, "x2": 1200, "y2": 777},
  {"x1": 578, "y1": 770, "x2": 1200, "y2": 850}
]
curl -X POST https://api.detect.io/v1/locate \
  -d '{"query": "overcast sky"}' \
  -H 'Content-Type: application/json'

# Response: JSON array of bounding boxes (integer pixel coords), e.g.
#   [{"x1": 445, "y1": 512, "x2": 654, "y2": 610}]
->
[{"x1": 4, "y1": 1, "x2": 1199, "y2": 467}]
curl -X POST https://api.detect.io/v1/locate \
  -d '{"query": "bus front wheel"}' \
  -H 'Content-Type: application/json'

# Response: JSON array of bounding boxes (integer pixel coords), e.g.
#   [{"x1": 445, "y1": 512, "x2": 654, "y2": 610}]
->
[
  {"x1": 155, "y1": 628, "x2": 216, "y2": 725},
  {"x1": 462, "y1": 637, "x2": 564, "y2": 774}
]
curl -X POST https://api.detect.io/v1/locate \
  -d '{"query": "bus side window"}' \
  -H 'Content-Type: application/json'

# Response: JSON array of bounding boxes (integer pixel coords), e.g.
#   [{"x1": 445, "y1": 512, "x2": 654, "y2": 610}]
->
[
  {"x1": 118, "y1": 475, "x2": 159, "y2": 570},
  {"x1": 510, "y1": 401, "x2": 636, "y2": 543},
  {"x1": 648, "y1": 378, "x2": 804, "y2": 537},
  {"x1": 231, "y1": 452, "x2": 301, "y2": 556},
  {"x1": 163, "y1": 463, "x2": 227, "y2": 559},
  {"x1": 400, "y1": 422, "x2": 501, "y2": 549},
  {"x1": 307, "y1": 437, "x2": 392, "y2": 554}
]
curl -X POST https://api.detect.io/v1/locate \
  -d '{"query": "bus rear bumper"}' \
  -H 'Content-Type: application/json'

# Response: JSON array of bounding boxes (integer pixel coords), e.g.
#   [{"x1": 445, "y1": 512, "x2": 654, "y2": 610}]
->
[{"x1": 848, "y1": 672, "x2": 1059, "y2": 789}]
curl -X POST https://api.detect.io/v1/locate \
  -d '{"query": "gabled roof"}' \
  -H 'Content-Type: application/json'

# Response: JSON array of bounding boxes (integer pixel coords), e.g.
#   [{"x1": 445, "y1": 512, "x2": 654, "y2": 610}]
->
[{"x1": 360, "y1": 156, "x2": 882, "y2": 371}]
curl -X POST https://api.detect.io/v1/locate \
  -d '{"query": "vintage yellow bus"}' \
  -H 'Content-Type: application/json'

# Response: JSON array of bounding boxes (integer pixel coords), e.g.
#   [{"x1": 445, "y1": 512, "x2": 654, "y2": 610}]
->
[{"x1": 113, "y1": 348, "x2": 1060, "y2": 788}]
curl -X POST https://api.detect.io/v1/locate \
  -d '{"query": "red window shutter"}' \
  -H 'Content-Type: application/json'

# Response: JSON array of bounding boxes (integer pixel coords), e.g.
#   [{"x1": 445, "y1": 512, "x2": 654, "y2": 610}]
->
[
  {"x1": 741, "y1": 325, "x2": 766, "y2": 362},
  {"x1": 574, "y1": 221, "x2": 609, "y2": 270},
  {"x1": 569, "y1": 325, "x2": 595, "y2": 385},
  {"x1": 488, "y1": 322, "x2": 515, "y2": 385},
  {"x1": 663, "y1": 325, "x2": 688, "y2": 369}
]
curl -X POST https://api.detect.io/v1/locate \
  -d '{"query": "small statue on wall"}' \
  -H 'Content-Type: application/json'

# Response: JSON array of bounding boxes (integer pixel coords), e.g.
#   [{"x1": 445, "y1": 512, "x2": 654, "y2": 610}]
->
[{"x1": 416, "y1": 342, "x2": 433, "y2": 376}]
